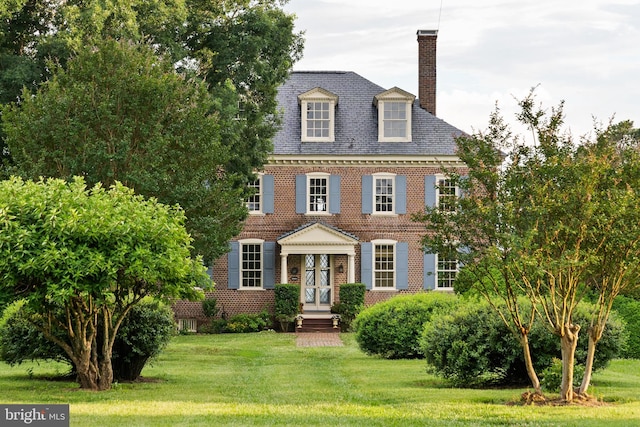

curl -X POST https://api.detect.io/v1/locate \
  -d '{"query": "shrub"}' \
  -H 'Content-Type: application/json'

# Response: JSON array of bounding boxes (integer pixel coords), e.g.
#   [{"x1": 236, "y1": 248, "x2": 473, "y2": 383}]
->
[
  {"x1": 420, "y1": 299, "x2": 627, "y2": 387},
  {"x1": 1, "y1": 299, "x2": 176, "y2": 381},
  {"x1": 336, "y1": 283, "x2": 365, "y2": 331},
  {"x1": 111, "y1": 300, "x2": 176, "y2": 381},
  {"x1": 612, "y1": 295, "x2": 640, "y2": 359},
  {"x1": 274, "y1": 284, "x2": 300, "y2": 331},
  {"x1": 354, "y1": 292, "x2": 458, "y2": 359},
  {"x1": 225, "y1": 311, "x2": 272, "y2": 333},
  {"x1": 540, "y1": 358, "x2": 585, "y2": 392},
  {"x1": 202, "y1": 298, "x2": 220, "y2": 318},
  {"x1": 0, "y1": 301, "x2": 72, "y2": 368}
]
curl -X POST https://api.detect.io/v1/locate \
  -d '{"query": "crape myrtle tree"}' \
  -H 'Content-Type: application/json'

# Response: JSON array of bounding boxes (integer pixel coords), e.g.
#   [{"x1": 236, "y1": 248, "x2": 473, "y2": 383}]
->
[
  {"x1": 0, "y1": 0, "x2": 303, "y2": 262},
  {"x1": 0, "y1": 177, "x2": 208, "y2": 390},
  {"x1": 414, "y1": 91, "x2": 640, "y2": 402}
]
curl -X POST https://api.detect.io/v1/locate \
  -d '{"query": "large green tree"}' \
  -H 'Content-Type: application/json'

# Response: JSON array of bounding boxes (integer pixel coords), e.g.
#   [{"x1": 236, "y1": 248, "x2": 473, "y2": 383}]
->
[
  {"x1": 415, "y1": 93, "x2": 640, "y2": 402},
  {"x1": 0, "y1": 0, "x2": 303, "y2": 260},
  {"x1": 4, "y1": 39, "x2": 244, "y2": 262},
  {"x1": 0, "y1": 176, "x2": 207, "y2": 390}
]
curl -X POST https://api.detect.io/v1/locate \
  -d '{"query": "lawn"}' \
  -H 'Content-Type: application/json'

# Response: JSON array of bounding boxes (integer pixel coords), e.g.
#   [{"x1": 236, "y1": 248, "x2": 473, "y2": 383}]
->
[{"x1": 1, "y1": 332, "x2": 639, "y2": 426}]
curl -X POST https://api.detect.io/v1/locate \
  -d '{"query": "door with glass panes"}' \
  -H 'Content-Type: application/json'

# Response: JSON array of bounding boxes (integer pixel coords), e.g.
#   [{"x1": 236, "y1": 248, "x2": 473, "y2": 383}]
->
[{"x1": 303, "y1": 254, "x2": 332, "y2": 311}]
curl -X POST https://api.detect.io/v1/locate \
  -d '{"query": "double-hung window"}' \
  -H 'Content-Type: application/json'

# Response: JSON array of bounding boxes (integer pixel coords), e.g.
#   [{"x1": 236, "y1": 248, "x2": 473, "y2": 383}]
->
[
  {"x1": 228, "y1": 240, "x2": 276, "y2": 290},
  {"x1": 298, "y1": 88, "x2": 338, "y2": 142},
  {"x1": 425, "y1": 175, "x2": 460, "y2": 212},
  {"x1": 246, "y1": 174, "x2": 274, "y2": 215},
  {"x1": 423, "y1": 248, "x2": 459, "y2": 291},
  {"x1": 296, "y1": 173, "x2": 341, "y2": 215},
  {"x1": 362, "y1": 173, "x2": 406, "y2": 215},
  {"x1": 361, "y1": 240, "x2": 409, "y2": 291},
  {"x1": 374, "y1": 88, "x2": 415, "y2": 142}
]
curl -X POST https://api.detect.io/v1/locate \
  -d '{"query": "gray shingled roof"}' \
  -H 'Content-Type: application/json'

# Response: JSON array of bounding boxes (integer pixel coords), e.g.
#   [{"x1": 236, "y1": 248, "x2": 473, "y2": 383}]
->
[{"x1": 272, "y1": 71, "x2": 465, "y2": 156}]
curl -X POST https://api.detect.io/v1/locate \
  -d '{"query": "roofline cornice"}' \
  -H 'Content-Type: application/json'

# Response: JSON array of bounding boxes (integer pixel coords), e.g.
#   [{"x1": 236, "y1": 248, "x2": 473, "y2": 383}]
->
[{"x1": 267, "y1": 154, "x2": 466, "y2": 167}]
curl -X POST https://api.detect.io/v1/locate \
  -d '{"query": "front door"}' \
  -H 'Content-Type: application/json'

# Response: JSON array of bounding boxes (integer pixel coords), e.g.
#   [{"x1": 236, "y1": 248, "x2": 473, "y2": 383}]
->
[{"x1": 303, "y1": 254, "x2": 332, "y2": 311}]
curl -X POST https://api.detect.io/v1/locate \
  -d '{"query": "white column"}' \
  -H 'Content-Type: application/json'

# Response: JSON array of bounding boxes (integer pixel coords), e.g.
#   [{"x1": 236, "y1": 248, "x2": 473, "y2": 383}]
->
[
  {"x1": 348, "y1": 253, "x2": 355, "y2": 283},
  {"x1": 280, "y1": 254, "x2": 288, "y2": 284}
]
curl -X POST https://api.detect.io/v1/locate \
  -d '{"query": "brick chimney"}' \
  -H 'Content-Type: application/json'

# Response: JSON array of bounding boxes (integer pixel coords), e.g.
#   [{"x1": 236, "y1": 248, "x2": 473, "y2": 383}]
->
[{"x1": 417, "y1": 29, "x2": 438, "y2": 115}]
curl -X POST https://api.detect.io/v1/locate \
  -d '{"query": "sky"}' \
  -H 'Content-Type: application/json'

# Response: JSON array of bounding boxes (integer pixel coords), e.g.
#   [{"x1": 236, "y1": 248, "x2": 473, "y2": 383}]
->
[{"x1": 284, "y1": 0, "x2": 640, "y2": 139}]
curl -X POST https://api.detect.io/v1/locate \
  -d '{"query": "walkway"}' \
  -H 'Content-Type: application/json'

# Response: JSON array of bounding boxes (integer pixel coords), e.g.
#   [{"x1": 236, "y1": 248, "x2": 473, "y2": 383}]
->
[{"x1": 296, "y1": 333, "x2": 344, "y2": 347}]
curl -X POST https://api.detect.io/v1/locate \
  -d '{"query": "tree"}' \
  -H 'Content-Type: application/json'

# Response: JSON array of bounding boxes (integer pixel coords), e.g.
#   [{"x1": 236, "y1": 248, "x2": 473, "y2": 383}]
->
[
  {"x1": 2, "y1": 39, "x2": 245, "y2": 263},
  {"x1": 0, "y1": 0, "x2": 303, "y2": 262},
  {"x1": 415, "y1": 91, "x2": 640, "y2": 402},
  {"x1": 0, "y1": 176, "x2": 208, "y2": 390}
]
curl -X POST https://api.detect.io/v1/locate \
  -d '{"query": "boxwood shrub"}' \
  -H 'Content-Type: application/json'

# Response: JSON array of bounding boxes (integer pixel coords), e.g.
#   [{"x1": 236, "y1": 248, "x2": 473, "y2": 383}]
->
[
  {"x1": 420, "y1": 299, "x2": 627, "y2": 387},
  {"x1": 354, "y1": 292, "x2": 458, "y2": 359}
]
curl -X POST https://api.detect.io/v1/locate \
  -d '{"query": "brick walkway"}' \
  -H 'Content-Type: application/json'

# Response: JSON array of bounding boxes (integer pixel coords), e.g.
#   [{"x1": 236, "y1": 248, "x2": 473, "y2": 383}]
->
[{"x1": 296, "y1": 333, "x2": 344, "y2": 347}]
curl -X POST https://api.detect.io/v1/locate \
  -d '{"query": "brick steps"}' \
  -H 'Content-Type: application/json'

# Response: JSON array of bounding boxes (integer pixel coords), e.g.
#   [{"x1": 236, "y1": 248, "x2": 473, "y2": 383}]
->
[{"x1": 295, "y1": 316, "x2": 340, "y2": 333}]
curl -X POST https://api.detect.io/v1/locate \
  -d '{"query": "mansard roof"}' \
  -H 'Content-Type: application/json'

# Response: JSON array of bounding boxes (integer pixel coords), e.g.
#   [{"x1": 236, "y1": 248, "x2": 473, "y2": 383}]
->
[{"x1": 272, "y1": 71, "x2": 465, "y2": 157}]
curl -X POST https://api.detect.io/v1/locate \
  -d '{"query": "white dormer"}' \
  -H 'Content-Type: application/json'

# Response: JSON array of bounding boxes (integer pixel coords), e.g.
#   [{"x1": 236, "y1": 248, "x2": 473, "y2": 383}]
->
[
  {"x1": 374, "y1": 87, "x2": 416, "y2": 142},
  {"x1": 298, "y1": 88, "x2": 339, "y2": 142}
]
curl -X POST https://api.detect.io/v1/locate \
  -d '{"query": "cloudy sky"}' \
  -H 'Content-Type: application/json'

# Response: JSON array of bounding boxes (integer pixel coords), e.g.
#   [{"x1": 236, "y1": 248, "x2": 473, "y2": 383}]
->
[{"x1": 284, "y1": 0, "x2": 640, "y2": 139}]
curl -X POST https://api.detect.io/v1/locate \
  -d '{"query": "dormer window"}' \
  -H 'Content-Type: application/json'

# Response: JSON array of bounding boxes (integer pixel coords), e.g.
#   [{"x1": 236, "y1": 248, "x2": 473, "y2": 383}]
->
[
  {"x1": 298, "y1": 88, "x2": 338, "y2": 142},
  {"x1": 374, "y1": 87, "x2": 415, "y2": 142}
]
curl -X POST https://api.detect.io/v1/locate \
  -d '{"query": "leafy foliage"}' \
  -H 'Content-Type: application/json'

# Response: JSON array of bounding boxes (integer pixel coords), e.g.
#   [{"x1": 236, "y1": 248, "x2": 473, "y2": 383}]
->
[
  {"x1": 354, "y1": 293, "x2": 458, "y2": 359},
  {"x1": 0, "y1": 177, "x2": 207, "y2": 390},
  {"x1": 225, "y1": 311, "x2": 272, "y2": 333},
  {"x1": 111, "y1": 300, "x2": 176, "y2": 381},
  {"x1": 202, "y1": 298, "x2": 220, "y2": 319},
  {"x1": 335, "y1": 283, "x2": 365, "y2": 331},
  {"x1": 420, "y1": 299, "x2": 626, "y2": 387},
  {"x1": 274, "y1": 284, "x2": 300, "y2": 331},
  {"x1": 613, "y1": 296, "x2": 640, "y2": 359}
]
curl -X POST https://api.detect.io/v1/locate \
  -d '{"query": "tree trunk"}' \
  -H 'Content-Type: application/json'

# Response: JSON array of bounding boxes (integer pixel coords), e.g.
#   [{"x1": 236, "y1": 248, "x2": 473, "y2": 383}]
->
[
  {"x1": 520, "y1": 333, "x2": 541, "y2": 393},
  {"x1": 579, "y1": 325, "x2": 603, "y2": 395},
  {"x1": 559, "y1": 323, "x2": 580, "y2": 402}
]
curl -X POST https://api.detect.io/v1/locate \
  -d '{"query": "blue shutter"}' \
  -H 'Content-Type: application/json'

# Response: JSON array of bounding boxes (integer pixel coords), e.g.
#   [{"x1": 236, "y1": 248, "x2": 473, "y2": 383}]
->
[
  {"x1": 396, "y1": 242, "x2": 409, "y2": 289},
  {"x1": 228, "y1": 242, "x2": 240, "y2": 290},
  {"x1": 262, "y1": 175, "x2": 274, "y2": 214},
  {"x1": 425, "y1": 175, "x2": 437, "y2": 208},
  {"x1": 362, "y1": 175, "x2": 373, "y2": 214},
  {"x1": 361, "y1": 242, "x2": 373, "y2": 290},
  {"x1": 296, "y1": 175, "x2": 306, "y2": 214},
  {"x1": 263, "y1": 242, "x2": 276, "y2": 289},
  {"x1": 329, "y1": 175, "x2": 341, "y2": 214},
  {"x1": 423, "y1": 253, "x2": 436, "y2": 290},
  {"x1": 395, "y1": 175, "x2": 406, "y2": 214}
]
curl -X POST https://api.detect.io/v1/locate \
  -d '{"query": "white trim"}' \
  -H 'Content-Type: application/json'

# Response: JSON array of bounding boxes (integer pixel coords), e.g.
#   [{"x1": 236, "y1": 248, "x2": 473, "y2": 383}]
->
[
  {"x1": 434, "y1": 252, "x2": 457, "y2": 291},
  {"x1": 247, "y1": 173, "x2": 263, "y2": 215},
  {"x1": 371, "y1": 239, "x2": 397, "y2": 290},
  {"x1": 434, "y1": 174, "x2": 460, "y2": 212},
  {"x1": 268, "y1": 155, "x2": 465, "y2": 167},
  {"x1": 305, "y1": 172, "x2": 331, "y2": 215},
  {"x1": 299, "y1": 88, "x2": 338, "y2": 143},
  {"x1": 372, "y1": 172, "x2": 396, "y2": 215},
  {"x1": 238, "y1": 238, "x2": 265, "y2": 290}
]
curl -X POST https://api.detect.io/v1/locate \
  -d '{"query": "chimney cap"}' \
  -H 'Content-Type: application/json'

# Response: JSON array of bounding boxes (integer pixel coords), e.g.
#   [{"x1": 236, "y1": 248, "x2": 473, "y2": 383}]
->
[{"x1": 417, "y1": 29, "x2": 438, "y2": 37}]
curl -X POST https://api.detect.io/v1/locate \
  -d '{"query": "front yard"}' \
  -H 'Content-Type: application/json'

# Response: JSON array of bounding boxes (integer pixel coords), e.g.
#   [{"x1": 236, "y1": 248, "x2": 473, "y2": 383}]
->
[{"x1": 1, "y1": 333, "x2": 639, "y2": 426}]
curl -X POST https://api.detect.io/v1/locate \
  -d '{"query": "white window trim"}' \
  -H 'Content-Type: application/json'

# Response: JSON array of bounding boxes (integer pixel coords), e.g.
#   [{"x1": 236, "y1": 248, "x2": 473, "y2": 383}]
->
[
  {"x1": 299, "y1": 88, "x2": 338, "y2": 143},
  {"x1": 177, "y1": 318, "x2": 197, "y2": 332},
  {"x1": 371, "y1": 239, "x2": 397, "y2": 290},
  {"x1": 305, "y1": 172, "x2": 331, "y2": 216},
  {"x1": 247, "y1": 173, "x2": 264, "y2": 215},
  {"x1": 238, "y1": 238, "x2": 265, "y2": 290},
  {"x1": 377, "y1": 100, "x2": 412, "y2": 142},
  {"x1": 371, "y1": 172, "x2": 397, "y2": 216},
  {"x1": 434, "y1": 174, "x2": 460, "y2": 212},
  {"x1": 434, "y1": 252, "x2": 458, "y2": 291}
]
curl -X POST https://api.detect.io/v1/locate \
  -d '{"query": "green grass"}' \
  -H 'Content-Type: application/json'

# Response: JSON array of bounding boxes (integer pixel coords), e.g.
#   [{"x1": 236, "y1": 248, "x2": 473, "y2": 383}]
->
[{"x1": 1, "y1": 332, "x2": 640, "y2": 426}]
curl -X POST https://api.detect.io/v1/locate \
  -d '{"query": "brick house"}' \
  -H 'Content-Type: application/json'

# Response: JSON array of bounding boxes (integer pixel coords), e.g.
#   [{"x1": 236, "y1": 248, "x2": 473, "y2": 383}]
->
[{"x1": 173, "y1": 30, "x2": 467, "y2": 328}]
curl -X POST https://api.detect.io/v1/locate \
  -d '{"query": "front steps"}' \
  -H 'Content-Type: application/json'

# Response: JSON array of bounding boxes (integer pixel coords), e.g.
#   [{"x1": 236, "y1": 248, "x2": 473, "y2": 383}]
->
[{"x1": 295, "y1": 313, "x2": 340, "y2": 333}]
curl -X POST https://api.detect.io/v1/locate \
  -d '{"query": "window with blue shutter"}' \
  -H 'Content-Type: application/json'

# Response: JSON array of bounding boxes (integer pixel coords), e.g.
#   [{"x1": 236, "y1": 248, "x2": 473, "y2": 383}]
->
[
  {"x1": 396, "y1": 242, "x2": 409, "y2": 289},
  {"x1": 262, "y1": 175, "x2": 274, "y2": 214},
  {"x1": 423, "y1": 253, "x2": 436, "y2": 290},
  {"x1": 395, "y1": 175, "x2": 407, "y2": 214},
  {"x1": 360, "y1": 242, "x2": 373, "y2": 290},
  {"x1": 425, "y1": 175, "x2": 437, "y2": 208},
  {"x1": 263, "y1": 242, "x2": 276, "y2": 289},
  {"x1": 361, "y1": 175, "x2": 373, "y2": 214},
  {"x1": 228, "y1": 242, "x2": 240, "y2": 290},
  {"x1": 329, "y1": 175, "x2": 341, "y2": 214},
  {"x1": 295, "y1": 175, "x2": 306, "y2": 214}
]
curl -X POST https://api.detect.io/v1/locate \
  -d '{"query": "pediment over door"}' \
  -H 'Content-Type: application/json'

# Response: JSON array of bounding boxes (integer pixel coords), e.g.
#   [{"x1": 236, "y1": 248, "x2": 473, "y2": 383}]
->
[{"x1": 277, "y1": 222, "x2": 359, "y2": 256}]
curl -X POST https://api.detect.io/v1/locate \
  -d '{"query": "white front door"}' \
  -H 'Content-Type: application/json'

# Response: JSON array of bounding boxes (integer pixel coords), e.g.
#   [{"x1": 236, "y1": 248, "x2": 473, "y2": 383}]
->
[{"x1": 303, "y1": 254, "x2": 332, "y2": 311}]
